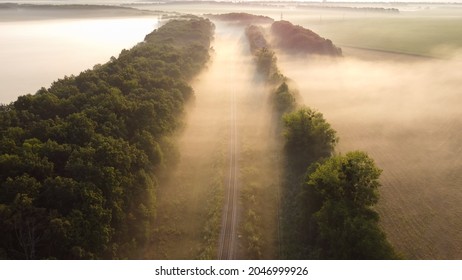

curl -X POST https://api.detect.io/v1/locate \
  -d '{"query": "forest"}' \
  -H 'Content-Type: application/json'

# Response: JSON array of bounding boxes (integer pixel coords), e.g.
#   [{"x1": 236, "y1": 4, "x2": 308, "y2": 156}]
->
[{"x1": 0, "y1": 17, "x2": 214, "y2": 259}]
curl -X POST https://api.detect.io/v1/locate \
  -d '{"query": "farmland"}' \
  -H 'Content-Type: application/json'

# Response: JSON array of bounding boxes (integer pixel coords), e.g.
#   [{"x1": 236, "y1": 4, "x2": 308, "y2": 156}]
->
[
  {"x1": 277, "y1": 54, "x2": 462, "y2": 259},
  {"x1": 289, "y1": 16, "x2": 462, "y2": 58}
]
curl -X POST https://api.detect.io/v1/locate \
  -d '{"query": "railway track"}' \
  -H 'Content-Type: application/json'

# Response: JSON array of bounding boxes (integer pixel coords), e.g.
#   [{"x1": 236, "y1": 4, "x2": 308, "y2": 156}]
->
[{"x1": 218, "y1": 74, "x2": 239, "y2": 260}]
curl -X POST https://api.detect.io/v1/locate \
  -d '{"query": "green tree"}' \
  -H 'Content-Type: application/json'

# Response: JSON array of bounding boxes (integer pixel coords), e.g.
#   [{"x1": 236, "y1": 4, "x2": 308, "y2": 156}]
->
[
  {"x1": 283, "y1": 107, "x2": 337, "y2": 173},
  {"x1": 255, "y1": 48, "x2": 284, "y2": 83},
  {"x1": 273, "y1": 82, "x2": 296, "y2": 114},
  {"x1": 306, "y1": 151, "x2": 397, "y2": 259},
  {"x1": 308, "y1": 151, "x2": 381, "y2": 207}
]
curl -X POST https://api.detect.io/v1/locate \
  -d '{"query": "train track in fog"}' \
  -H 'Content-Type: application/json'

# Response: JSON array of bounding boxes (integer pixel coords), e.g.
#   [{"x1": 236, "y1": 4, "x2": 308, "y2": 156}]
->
[{"x1": 218, "y1": 74, "x2": 239, "y2": 260}]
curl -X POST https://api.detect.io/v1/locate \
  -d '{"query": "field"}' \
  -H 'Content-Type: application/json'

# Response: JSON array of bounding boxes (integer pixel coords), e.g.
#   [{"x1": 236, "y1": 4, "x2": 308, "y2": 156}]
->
[
  {"x1": 277, "y1": 53, "x2": 462, "y2": 259},
  {"x1": 270, "y1": 5, "x2": 462, "y2": 259},
  {"x1": 290, "y1": 16, "x2": 462, "y2": 58},
  {"x1": 0, "y1": 4, "x2": 160, "y2": 104}
]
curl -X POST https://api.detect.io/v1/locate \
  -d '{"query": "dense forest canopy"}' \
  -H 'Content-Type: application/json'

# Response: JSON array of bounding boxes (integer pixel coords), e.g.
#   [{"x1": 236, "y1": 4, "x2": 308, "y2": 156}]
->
[{"x1": 0, "y1": 17, "x2": 214, "y2": 259}]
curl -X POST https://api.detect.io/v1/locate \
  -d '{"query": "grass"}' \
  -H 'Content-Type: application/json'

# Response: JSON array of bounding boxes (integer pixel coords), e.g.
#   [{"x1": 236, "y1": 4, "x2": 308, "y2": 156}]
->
[
  {"x1": 147, "y1": 141, "x2": 227, "y2": 260},
  {"x1": 238, "y1": 141, "x2": 281, "y2": 260},
  {"x1": 197, "y1": 152, "x2": 225, "y2": 259}
]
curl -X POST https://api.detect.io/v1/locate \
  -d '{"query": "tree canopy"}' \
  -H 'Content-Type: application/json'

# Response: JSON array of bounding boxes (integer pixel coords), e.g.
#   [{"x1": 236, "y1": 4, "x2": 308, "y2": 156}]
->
[
  {"x1": 283, "y1": 107, "x2": 338, "y2": 172},
  {"x1": 306, "y1": 152, "x2": 397, "y2": 259},
  {"x1": 0, "y1": 17, "x2": 214, "y2": 259}
]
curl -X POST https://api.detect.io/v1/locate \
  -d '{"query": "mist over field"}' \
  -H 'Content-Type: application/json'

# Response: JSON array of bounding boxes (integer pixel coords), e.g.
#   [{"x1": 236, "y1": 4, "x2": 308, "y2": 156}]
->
[
  {"x1": 0, "y1": 17, "x2": 158, "y2": 104},
  {"x1": 277, "y1": 51, "x2": 462, "y2": 258}
]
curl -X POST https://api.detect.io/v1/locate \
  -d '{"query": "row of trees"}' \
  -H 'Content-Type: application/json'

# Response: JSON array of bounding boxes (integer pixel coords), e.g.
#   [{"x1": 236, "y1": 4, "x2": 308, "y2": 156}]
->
[
  {"x1": 206, "y1": 13, "x2": 274, "y2": 25},
  {"x1": 0, "y1": 17, "x2": 215, "y2": 259},
  {"x1": 245, "y1": 22, "x2": 396, "y2": 259},
  {"x1": 270, "y1": 20, "x2": 342, "y2": 56}
]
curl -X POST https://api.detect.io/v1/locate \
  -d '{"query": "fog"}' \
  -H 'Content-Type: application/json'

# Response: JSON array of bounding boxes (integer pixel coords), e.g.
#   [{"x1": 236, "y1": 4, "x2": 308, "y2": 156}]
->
[
  {"x1": 149, "y1": 23, "x2": 280, "y2": 259},
  {"x1": 277, "y1": 49, "x2": 462, "y2": 259},
  {"x1": 0, "y1": 17, "x2": 158, "y2": 104}
]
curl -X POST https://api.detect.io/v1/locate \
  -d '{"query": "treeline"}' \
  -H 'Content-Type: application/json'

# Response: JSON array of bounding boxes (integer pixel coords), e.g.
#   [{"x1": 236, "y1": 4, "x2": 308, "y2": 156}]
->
[
  {"x1": 245, "y1": 24, "x2": 297, "y2": 113},
  {"x1": 245, "y1": 25, "x2": 269, "y2": 53},
  {"x1": 0, "y1": 17, "x2": 214, "y2": 259},
  {"x1": 245, "y1": 22, "x2": 396, "y2": 259},
  {"x1": 246, "y1": 20, "x2": 342, "y2": 57},
  {"x1": 206, "y1": 12, "x2": 274, "y2": 25},
  {"x1": 271, "y1": 21, "x2": 342, "y2": 56},
  {"x1": 297, "y1": 5, "x2": 400, "y2": 14}
]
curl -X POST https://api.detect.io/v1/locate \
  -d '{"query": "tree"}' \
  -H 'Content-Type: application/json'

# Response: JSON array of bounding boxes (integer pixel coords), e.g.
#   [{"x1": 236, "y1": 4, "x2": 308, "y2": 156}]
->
[
  {"x1": 283, "y1": 107, "x2": 337, "y2": 173},
  {"x1": 273, "y1": 82, "x2": 296, "y2": 114},
  {"x1": 255, "y1": 47, "x2": 283, "y2": 83},
  {"x1": 308, "y1": 151, "x2": 381, "y2": 208},
  {"x1": 305, "y1": 151, "x2": 397, "y2": 259}
]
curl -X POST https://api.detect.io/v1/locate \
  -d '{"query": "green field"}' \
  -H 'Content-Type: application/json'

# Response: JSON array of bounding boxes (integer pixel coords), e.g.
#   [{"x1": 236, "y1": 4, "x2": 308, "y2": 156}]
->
[{"x1": 290, "y1": 16, "x2": 462, "y2": 58}]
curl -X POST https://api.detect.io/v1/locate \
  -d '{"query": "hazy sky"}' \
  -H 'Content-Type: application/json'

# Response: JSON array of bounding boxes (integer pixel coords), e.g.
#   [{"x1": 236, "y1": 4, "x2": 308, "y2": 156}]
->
[{"x1": 1, "y1": 0, "x2": 461, "y2": 4}]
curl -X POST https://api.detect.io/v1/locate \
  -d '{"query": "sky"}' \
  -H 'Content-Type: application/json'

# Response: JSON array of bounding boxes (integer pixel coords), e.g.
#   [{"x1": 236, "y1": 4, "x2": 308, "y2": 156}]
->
[{"x1": 1, "y1": 0, "x2": 461, "y2": 4}]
